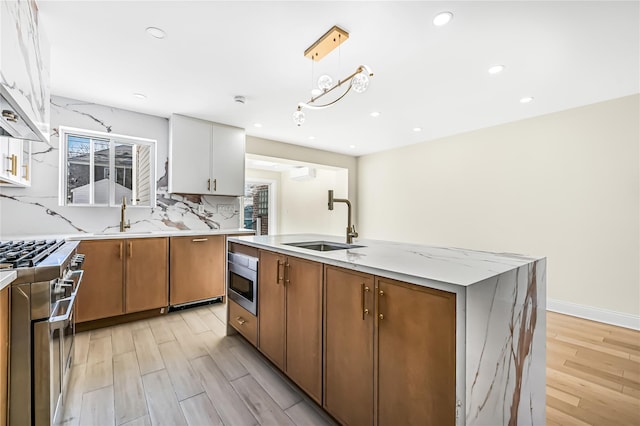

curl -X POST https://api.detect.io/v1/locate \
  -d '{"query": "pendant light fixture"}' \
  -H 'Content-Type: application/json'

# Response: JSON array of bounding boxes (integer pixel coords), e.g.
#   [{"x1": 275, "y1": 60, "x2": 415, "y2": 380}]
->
[{"x1": 293, "y1": 26, "x2": 374, "y2": 126}]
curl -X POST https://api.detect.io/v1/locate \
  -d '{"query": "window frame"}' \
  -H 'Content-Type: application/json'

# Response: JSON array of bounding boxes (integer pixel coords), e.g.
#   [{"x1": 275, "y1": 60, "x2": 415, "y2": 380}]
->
[{"x1": 58, "y1": 126, "x2": 157, "y2": 208}]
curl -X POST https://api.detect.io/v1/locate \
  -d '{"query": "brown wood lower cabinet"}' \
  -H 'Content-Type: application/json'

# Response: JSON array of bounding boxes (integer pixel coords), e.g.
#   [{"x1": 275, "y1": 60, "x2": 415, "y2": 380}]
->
[
  {"x1": 324, "y1": 266, "x2": 456, "y2": 426},
  {"x1": 258, "y1": 249, "x2": 323, "y2": 403},
  {"x1": 376, "y1": 276, "x2": 456, "y2": 426},
  {"x1": 1, "y1": 287, "x2": 8, "y2": 426},
  {"x1": 324, "y1": 266, "x2": 375, "y2": 426},
  {"x1": 77, "y1": 238, "x2": 168, "y2": 323},
  {"x1": 228, "y1": 299, "x2": 258, "y2": 346},
  {"x1": 170, "y1": 235, "x2": 225, "y2": 305}
]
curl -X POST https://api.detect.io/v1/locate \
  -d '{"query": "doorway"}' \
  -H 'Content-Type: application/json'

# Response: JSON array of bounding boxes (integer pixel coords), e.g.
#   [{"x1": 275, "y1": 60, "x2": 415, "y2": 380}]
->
[{"x1": 244, "y1": 181, "x2": 275, "y2": 235}]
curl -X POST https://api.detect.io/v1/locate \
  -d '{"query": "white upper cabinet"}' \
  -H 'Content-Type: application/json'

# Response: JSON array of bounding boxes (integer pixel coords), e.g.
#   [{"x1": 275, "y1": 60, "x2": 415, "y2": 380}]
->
[
  {"x1": 168, "y1": 114, "x2": 245, "y2": 196},
  {"x1": 0, "y1": 0, "x2": 51, "y2": 143},
  {"x1": 0, "y1": 136, "x2": 31, "y2": 187}
]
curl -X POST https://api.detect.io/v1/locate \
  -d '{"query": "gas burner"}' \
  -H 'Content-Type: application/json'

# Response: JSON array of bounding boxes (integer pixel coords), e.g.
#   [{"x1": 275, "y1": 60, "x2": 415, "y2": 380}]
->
[{"x1": 0, "y1": 239, "x2": 65, "y2": 268}]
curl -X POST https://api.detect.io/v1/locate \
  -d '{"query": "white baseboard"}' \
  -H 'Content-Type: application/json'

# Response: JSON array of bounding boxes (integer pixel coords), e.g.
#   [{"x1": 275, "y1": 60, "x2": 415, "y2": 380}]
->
[{"x1": 547, "y1": 298, "x2": 640, "y2": 331}]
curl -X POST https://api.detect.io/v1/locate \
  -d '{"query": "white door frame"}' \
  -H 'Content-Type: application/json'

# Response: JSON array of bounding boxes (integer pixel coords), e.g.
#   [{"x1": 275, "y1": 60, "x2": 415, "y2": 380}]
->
[{"x1": 244, "y1": 178, "x2": 278, "y2": 235}]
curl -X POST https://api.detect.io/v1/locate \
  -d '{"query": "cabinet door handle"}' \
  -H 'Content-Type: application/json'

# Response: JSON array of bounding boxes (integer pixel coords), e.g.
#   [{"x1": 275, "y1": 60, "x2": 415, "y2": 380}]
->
[
  {"x1": 236, "y1": 317, "x2": 246, "y2": 325},
  {"x1": 119, "y1": 242, "x2": 123, "y2": 259},
  {"x1": 377, "y1": 286, "x2": 384, "y2": 321},
  {"x1": 276, "y1": 260, "x2": 283, "y2": 284},
  {"x1": 192, "y1": 238, "x2": 208, "y2": 242},
  {"x1": 22, "y1": 163, "x2": 29, "y2": 180},
  {"x1": 284, "y1": 262, "x2": 290, "y2": 285},
  {"x1": 128, "y1": 241, "x2": 133, "y2": 258},
  {"x1": 207, "y1": 178, "x2": 211, "y2": 191},
  {"x1": 213, "y1": 178, "x2": 217, "y2": 191},
  {"x1": 361, "y1": 283, "x2": 370, "y2": 320},
  {"x1": 5, "y1": 154, "x2": 17, "y2": 175}
]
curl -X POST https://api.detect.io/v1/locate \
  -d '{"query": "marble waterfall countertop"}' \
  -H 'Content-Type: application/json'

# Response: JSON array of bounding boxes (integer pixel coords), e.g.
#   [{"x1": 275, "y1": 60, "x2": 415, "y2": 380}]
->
[
  {"x1": 0, "y1": 228, "x2": 254, "y2": 243},
  {"x1": 0, "y1": 270, "x2": 17, "y2": 291},
  {"x1": 229, "y1": 234, "x2": 543, "y2": 287}
]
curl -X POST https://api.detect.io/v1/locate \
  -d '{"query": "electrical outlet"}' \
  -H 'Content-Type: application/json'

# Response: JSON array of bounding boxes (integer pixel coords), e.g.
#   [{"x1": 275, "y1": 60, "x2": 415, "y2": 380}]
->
[
  {"x1": 160, "y1": 307, "x2": 165, "y2": 314},
  {"x1": 198, "y1": 204, "x2": 204, "y2": 214}
]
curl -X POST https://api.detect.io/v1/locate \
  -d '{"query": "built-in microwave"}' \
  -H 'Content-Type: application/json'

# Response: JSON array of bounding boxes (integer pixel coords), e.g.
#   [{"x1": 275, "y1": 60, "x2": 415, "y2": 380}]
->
[{"x1": 227, "y1": 252, "x2": 258, "y2": 315}]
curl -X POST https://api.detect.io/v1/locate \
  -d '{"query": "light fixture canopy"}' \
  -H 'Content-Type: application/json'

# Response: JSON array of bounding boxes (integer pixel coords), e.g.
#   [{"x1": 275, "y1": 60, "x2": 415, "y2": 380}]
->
[{"x1": 304, "y1": 26, "x2": 349, "y2": 62}]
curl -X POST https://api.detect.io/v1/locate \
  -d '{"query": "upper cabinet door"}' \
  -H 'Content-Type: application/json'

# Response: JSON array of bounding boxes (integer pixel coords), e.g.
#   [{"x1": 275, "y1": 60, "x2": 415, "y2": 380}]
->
[
  {"x1": 0, "y1": 1, "x2": 50, "y2": 142},
  {"x1": 168, "y1": 114, "x2": 212, "y2": 194},
  {"x1": 211, "y1": 124, "x2": 245, "y2": 196},
  {"x1": 168, "y1": 114, "x2": 245, "y2": 195},
  {"x1": 0, "y1": 136, "x2": 29, "y2": 187}
]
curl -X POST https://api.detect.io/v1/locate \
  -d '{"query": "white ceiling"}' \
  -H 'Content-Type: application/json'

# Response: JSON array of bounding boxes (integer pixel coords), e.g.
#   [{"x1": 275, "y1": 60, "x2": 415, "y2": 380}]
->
[{"x1": 38, "y1": 1, "x2": 639, "y2": 156}]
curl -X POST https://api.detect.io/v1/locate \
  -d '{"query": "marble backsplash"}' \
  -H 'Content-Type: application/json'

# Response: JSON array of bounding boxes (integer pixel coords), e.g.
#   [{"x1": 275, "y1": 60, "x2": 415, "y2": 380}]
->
[{"x1": 0, "y1": 96, "x2": 241, "y2": 238}]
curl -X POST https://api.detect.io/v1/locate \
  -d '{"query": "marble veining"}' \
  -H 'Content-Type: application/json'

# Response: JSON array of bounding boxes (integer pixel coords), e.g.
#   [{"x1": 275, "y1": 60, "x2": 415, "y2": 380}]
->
[
  {"x1": 230, "y1": 234, "x2": 541, "y2": 287},
  {"x1": 0, "y1": 96, "x2": 241, "y2": 237},
  {"x1": 231, "y1": 234, "x2": 546, "y2": 426},
  {"x1": 466, "y1": 259, "x2": 546, "y2": 426},
  {"x1": 1, "y1": 0, "x2": 50, "y2": 139}
]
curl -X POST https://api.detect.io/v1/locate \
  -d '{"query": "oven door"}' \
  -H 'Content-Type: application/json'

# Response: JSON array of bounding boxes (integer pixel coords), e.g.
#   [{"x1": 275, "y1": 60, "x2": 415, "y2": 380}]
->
[
  {"x1": 228, "y1": 261, "x2": 258, "y2": 315},
  {"x1": 48, "y1": 285, "x2": 79, "y2": 425}
]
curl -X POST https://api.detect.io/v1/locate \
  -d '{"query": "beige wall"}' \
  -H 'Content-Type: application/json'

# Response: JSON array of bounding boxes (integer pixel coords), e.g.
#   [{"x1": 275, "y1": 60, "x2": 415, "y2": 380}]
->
[
  {"x1": 357, "y1": 95, "x2": 639, "y2": 317},
  {"x1": 246, "y1": 136, "x2": 357, "y2": 218},
  {"x1": 279, "y1": 168, "x2": 348, "y2": 236},
  {"x1": 246, "y1": 166, "x2": 349, "y2": 237}
]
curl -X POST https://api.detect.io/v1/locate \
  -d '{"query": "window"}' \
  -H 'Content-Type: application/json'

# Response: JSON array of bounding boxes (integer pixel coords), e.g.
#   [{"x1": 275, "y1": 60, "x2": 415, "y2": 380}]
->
[{"x1": 59, "y1": 126, "x2": 156, "y2": 207}]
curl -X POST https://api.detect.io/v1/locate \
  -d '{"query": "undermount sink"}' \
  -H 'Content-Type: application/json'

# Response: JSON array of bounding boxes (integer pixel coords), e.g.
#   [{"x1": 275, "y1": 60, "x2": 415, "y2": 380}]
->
[{"x1": 284, "y1": 240, "x2": 365, "y2": 252}]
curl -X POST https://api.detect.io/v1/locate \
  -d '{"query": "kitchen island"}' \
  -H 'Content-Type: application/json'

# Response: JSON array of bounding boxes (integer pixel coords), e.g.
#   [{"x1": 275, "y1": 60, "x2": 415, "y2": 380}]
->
[{"x1": 228, "y1": 234, "x2": 546, "y2": 426}]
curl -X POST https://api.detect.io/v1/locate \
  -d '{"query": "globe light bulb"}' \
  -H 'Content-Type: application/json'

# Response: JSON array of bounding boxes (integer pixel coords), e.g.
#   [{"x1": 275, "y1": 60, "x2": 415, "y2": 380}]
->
[
  {"x1": 351, "y1": 72, "x2": 369, "y2": 93},
  {"x1": 292, "y1": 110, "x2": 305, "y2": 126},
  {"x1": 317, "y1": 74, "x2": 333, "y2": 91}
]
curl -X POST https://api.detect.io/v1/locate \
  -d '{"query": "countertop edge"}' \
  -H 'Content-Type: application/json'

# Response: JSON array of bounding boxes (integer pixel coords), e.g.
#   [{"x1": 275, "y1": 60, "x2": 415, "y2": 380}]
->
[
  {"x1": 1, "y1": 229, "x2": 255, "y2": 242},
  {"x1": 0, "y1": 270, "x2": 17, "y2": 291},
  {"x1": 228, "y1": 235, "x2": 542, "y2": 290}
]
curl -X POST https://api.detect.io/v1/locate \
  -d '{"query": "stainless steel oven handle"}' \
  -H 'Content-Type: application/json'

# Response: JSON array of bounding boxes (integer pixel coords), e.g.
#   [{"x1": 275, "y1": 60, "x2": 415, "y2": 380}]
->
[
  {"x1": 49, "y1": 294, "x2": 76, "y2": 329},
  {"x1": 69, "y1": 269, "x2": 84, "y2": 295}
]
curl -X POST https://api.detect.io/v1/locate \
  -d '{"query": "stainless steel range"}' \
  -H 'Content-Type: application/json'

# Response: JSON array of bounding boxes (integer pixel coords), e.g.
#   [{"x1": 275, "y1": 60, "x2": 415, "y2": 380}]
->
[{"x1": 0, "y1": 239, "x2": 84, "y2": 426}]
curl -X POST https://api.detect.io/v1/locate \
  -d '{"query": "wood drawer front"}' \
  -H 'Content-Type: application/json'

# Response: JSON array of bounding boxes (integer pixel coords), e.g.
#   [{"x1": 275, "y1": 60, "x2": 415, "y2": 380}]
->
[{"x1": 229, "y1": 299, "x2": 258, "y2": 346}]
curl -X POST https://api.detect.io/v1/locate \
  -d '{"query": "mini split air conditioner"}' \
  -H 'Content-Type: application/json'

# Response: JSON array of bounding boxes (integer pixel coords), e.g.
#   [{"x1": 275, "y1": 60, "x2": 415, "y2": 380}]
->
[{"x1": 289, "y1": 166, "x2": 317, "y2": 181}]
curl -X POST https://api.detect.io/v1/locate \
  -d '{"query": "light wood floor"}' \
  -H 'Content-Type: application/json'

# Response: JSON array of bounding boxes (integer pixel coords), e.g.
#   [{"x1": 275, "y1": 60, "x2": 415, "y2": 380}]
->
[
  {"x1": 60, "y1": 305, "x2": 640, "y2": 426},
  {"x1": 546, "y1": 311, "x2": 640, "y2": 426},
  {"x1": 59, "y1": 302, "x2": 336, "y2": 426}
]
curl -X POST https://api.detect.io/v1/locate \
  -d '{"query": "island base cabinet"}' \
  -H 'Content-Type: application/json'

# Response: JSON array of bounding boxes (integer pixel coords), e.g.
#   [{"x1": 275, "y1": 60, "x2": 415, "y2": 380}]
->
[
  {"x1": 324, "y1": 267, "x2": 457, "y2": 426},
  {"x1": 285, "y1": 256, "x2": 323, "y2": 403},
  {"x1": 324, "y1": 266, "x2": 374, "y2": 426},
  {"x1": 229, "y1": 299, "x2": 258, "y2": 347},
  {"x1": 258, "y1": 250, "x2": 286, "y2": 369},
  {"x1": 258, "y1": 250, "x2": 323, "y2": 403},
  {"x1": 376, "y1": 277, "x2": 456, "y2": 426}
]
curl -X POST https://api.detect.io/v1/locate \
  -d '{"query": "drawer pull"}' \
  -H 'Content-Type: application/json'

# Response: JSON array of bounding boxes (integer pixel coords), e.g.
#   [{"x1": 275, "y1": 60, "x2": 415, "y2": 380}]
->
[
  {"x1": 192, "y1": 238, "x2": 208, "y2": 242},
  {"x1": 236, "y1": 317, "x2": 247, "y2": 325}
]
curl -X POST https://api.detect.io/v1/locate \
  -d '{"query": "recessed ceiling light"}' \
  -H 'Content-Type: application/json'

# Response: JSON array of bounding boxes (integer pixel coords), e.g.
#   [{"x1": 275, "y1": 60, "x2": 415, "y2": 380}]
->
[
  {"x1": 349, "y1": 144, "x2": 356, "y2": 149},
  {"x1": 413, "y1": 127, "x2": 422, "y2": 132},
  {"x1": 145, "y1": 27, "x2": 166, "y2": 39},
  {"x1": 253, "y1": 123, "x2": 262, "y2": 128},
  {"x1": 308, "y1": 136, "x2": 316, "y2": 140},
  {"x1": 133, "y1": 93, "x2": 146, "y2": 99},
  {"x1": 370, "y1": 111, "x2": 381, "y2": 117},
  {"x1": 520, "y1": 96, "x2": 534, "y2": 104},
  {"x1": 433, "y1": 12, "x2": 453, "y2": 26},
  {"x1": 488, "y1": 64, "x2": 505, "y2": 74}
]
